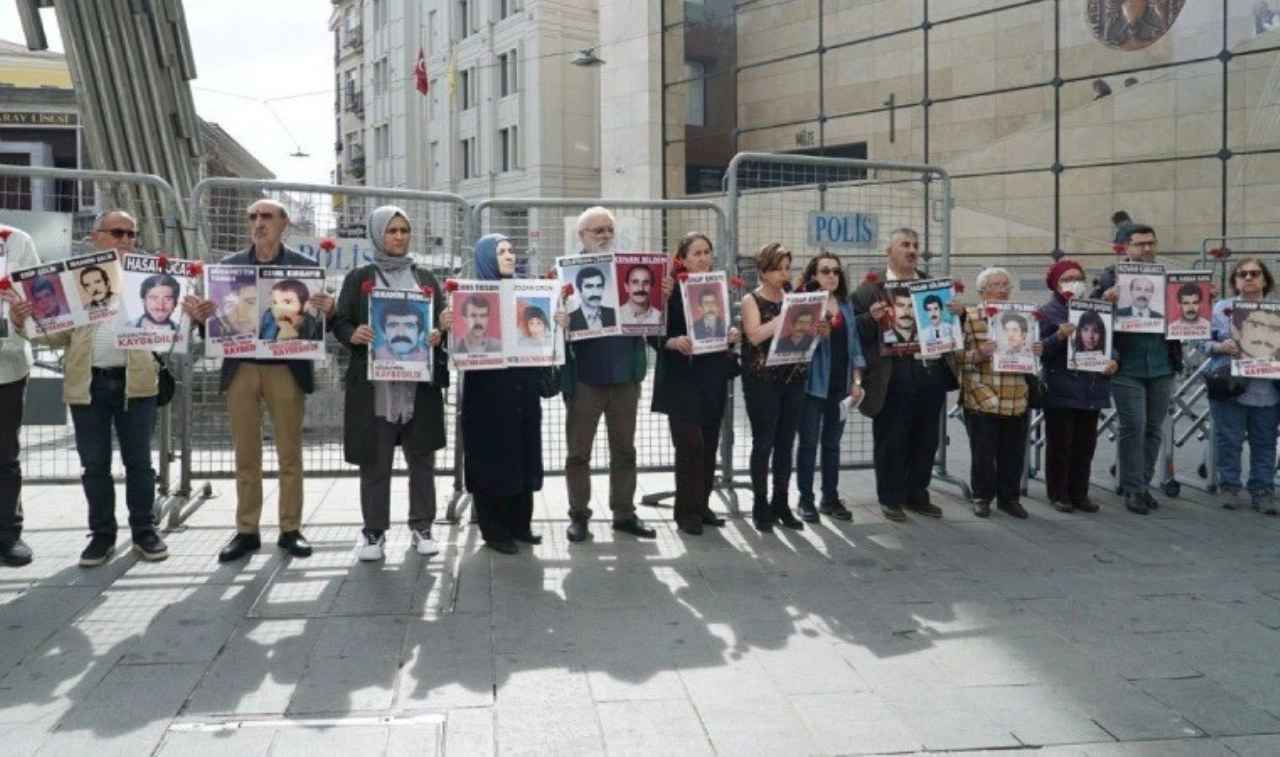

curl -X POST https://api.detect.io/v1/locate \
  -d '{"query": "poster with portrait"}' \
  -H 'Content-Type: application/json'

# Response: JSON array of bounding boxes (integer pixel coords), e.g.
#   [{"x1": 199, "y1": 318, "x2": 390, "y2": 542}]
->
[
  {"x1": 114, "y1": 253, "x2": 195, "y2": 353},
  {"x1": 12, "y1": 261, "x2": 73, "y2": 337},
  {"x1": 1230, "y1": 300, "x2": 1280, "y2": 378},
  {"x1": 557, "y1": 253, "x2": 621, "y2": 342},
  {"x1": 203, "y1": 264, "x2": 260, "y2": 358},
  {"x1": 765, "y1": 291, "x2": 826, "y2": 367},
  {"x1": 368, "y1": 288, "x2": 434, "y2": 382},
  {"x1": 1164, "y1": 271, "x2": 1212, "y2": 341},
  {"x1": 989, "y1": 301, "x2": 1038, "y2": 374},
  {"x1": 501, "y1": 279, "x2": 563, "y2": 367},
  {"x1": 877, "y1": 285, "x2": 920, "y2": 356},
  {"x1": 65, "y1": 251, "x2": 122, "y2": 326},
  {"x1": 256, "y1": 267, "x2": 326, "y2": 360},
  {"x1": 1067, "y1": 298, "x2": 1114, "y2": 373},
  {"x1": 682, "y1": 271, "x2": 730, "y2": 355},
  {"x1": 613, "y1": 253, "x2": 667, "y2": 336},
  {"x1": 450, "y1": 281, "x2": 504, "y2": 371},
  {"x1": 908, "y1": 278, "x2": 962, "y2": 357},
  {"x1": 1115, "y1": 262, "x2": 1166, "y2": 334}
]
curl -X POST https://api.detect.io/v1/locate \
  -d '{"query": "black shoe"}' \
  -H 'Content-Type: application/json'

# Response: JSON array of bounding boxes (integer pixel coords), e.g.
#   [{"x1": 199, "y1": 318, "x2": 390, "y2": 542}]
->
[
  {"x1": 678, "y1": 522, "x2": 704, "y2": 536},
  {"x1": 79, "y1": 533, "x2": 116, "y2": 567},
  {"x1": 819, "y1": 499, "x2": 854, "y2": 521},
  {"x1": 1074, "y1": 498, "x2": 1099, "y2": 513},
  {"x1": 752, "y1": 516, "x2": 774, "y2": 533},
  {"x1": 972, "y1": 500, "x2": 991, "y2": 518},
  {"x1": 0, "y1": 538, "x2": 33, "y2": 567},
  {"x1": 1143, "y1": 491, "x2": 1161, "y2": 510},
  {"x1": 612, "y1": 516, "x2": 657, "y2": 539},
  {"x1": 881, "y1": 504, "x2": 908, "y2": 522},
  {"x1": 513, "y1": 530, "x2": 543, "y2": 545},
  {"x1": 903, "y1": 501, "x2": 943, "y2": 518},
  {"x1": 566, "y1": 517, "x2": 590, "y2": 543},
  {"x1": 773, "y1": 508, "x2": 804, "y2": 530},
  {"x1": 485, "y1": 539, "x2": 519, "y2": 555},
  {"x1": 701, "y1": 513, "x2": 727, "y2": 527},
  {"x1": 998, "y1": 501, "x2": 1029, "y2": 519},
  {"x1": 1124, "y1": 493, "x2": 1149, "y2": 515},
  {"x1": 277, "y1": 530, "x2": 312, "y2": 558},
  {"x1": 1050, "y1": 500, "x2": 1074, "y2": 513},
  {"x1": 797, "y1": 499, "x2": 820, "y2": 523},
  {"x1": 218, "y1": 532, "x2": 261, "y2": 562},
  {"x1": 132, "y1": 530, "x2": 169, "y2": 561}
]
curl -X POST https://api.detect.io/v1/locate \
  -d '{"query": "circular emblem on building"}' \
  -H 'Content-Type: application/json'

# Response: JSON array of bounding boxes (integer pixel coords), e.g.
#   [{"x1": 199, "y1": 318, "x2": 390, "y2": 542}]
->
[{"x1": 1087, "y1": 0, "x2": 1186, "y2": 51}]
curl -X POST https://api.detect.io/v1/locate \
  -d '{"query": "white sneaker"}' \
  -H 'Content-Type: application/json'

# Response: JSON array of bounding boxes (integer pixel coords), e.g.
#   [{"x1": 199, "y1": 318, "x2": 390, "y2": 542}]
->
[
  {"x1": 411, "y1": 528, "x2": 439, "y2": 556},
  {"x1": 356, "y1": 530, "x2": 385, "y2": 562}
]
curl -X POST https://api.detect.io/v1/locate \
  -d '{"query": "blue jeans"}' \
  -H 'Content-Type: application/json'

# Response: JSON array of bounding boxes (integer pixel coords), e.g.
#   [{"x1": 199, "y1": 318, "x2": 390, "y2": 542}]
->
[
  {"x1": 1110, "y1": 374, "x2": 1174, "y2": 495},
  {"x1": 1210, "y1": 398, "x2": 1278, "y2": 495},
  {"x1": 796, "y1": 393, "x2": 845, "y2": 503},
  {"x1": 70, "y1": 371, "x2": 158, "y2": 537}
]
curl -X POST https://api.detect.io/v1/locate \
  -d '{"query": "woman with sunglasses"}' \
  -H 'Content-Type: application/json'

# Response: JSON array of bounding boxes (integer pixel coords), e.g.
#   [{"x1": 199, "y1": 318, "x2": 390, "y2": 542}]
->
[
  {"x1": 794, "y1": 254, "x2": 864, "y2": 523},
  {"x1": 1203, "y1": 257, "x2": 1279, "y2": 514}
]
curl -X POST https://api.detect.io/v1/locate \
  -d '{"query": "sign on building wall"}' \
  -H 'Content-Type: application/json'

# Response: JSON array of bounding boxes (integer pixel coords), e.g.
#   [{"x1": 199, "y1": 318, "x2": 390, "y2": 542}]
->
[{"x1": 807, "y1": 211, "x2": 879, "y2": 248}]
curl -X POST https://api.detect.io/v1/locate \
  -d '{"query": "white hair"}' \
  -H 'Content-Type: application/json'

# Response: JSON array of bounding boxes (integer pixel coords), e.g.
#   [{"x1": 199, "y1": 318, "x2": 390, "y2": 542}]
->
[
  {"x1": 975, "y1": 266, "x2": 1011, "y2": 291},
  {"x1": 93, "y1": 209, "x2": 136, "y2": 230},
  {"x1": 576, "y1": 206, "x2": 615, "y2": 232}
]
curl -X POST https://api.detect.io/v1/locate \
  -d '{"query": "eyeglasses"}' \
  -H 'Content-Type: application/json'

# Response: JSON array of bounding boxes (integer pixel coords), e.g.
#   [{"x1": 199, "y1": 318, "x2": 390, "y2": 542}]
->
[
  {"x1": 816, "y1": 267, "x2": 841, "y2": 275},
  {"x1": 248, "y1": 211, "x2": 277, "y2": 221},
  {"x1": 1129, "y1": 241, "x2": 1157, "y2": 248},
  {"x1": 585, "y1": 226, "x2": 614, "y2": 234},
  {"x1": 1237, "y1": 269, "x2": 1264, "y2": 279},
  {"x1": 98, "y1": 228, "x2": 137, "y2": 239}
]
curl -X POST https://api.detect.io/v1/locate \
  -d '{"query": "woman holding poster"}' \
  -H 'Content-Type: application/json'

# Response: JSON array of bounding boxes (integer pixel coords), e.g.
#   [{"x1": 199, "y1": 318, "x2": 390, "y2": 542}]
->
[
  {"x1": 332, "y1": 205, "x2": 451, "y2": 562},
  {"x1": 1201, "y1": 256, "x2": 1279, "y2": 514},
  {"x1": 1039, "y1": 259, "x2": 1114, "y2": 513},
  {"x1": 649, "y1": 232, "x2": 739, "y2": 535}
]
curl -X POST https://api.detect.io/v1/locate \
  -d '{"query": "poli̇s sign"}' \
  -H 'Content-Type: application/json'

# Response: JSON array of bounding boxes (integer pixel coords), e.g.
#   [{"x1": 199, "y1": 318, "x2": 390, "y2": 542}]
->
[
  {"x1": 807, "y1": 211, "x2": 879, "y2": 248},
  {"x1": 288, "y1": 236, "x2": 375, "y2": 270}
]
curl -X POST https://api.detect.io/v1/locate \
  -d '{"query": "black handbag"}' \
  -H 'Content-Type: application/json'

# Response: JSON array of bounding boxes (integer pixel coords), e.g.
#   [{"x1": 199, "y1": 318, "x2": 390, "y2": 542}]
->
[
  {"x1": 1204, "y1": 363, "x2": 1245, "y2": 400},
  {"x1": 153, "y1": 354, "x2": 176, "y2": 408},
  {"x1": 1024, "y1": 373, "x2": 1048, "y2": 410},
  {"x1": 539, "y1": 366, "x2": 561, "y2": 398}
]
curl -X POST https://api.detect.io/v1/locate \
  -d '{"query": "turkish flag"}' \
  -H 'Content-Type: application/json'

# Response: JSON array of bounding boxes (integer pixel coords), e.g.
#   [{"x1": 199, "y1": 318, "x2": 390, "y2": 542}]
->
[{"x1": 414, "y1": 46, "x2": 429, "y2": 95}]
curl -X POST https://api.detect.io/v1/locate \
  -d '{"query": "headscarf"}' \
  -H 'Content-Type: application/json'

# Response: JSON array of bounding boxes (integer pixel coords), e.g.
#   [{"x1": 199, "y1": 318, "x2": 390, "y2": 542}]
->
[
  {"x1": 472, "y1": 233, "x2": 510, "y2": 281},
  {"x1": 1045, "y1": 258, "x2": 1084, "y2": 291},
  {"x1": 367, "y1": 205, "x2": 413, "y2": 273}
]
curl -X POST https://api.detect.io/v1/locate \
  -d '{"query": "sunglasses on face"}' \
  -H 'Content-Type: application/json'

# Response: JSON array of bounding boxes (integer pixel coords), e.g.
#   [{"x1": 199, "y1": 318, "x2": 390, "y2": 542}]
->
[
  {"x1": 817, "y1": 267, "x2": 840, "y2": 276},
  {"x1": 99, "y1": 228, "x2": 137, "y2": 240},
  {"x1": 585, "y1": 226, "x2": 614, "y2": 234},
  {"x1": 248, "y1": 211, "x2": 277, "y2": 221},
  {"x1": 1237, "y1": 269, "x2": 1264, "y2": 279}
]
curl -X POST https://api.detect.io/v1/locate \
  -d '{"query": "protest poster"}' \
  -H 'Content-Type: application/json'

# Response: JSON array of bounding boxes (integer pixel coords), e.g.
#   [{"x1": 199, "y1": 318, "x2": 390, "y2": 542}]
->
[
  {"x1": 878, "y1": 285, "x2": 920, "y2": 356},
  {"x1": 450, "y1": 281, "x2": 504, "y2": 371},
  {"x1": 765, "y1": 291, "x2": 826, "y2": 366},
  {"x1": 1115, "y1": 261, "x2": 1166, "y2": 333},
  {"x1": 13, "y1": 261, "x2": 73, "y2": 337},
  {"x1": 1067, "y1": 298, "x2": 1114, "y2": 373},
  {"x1": 256, "y1": 267, "x2": 326, "y2": 360},
  {"x1": 682, "y1": 271, "x2": 730, "y2": 355},
  {"x1": 66, "y1": 250, "x2": 122, "y2": 326},
  {"x1": 1165, "y1": 271, "x2": 1212, "y2": 340},
  {"x1": 558, "y1": 253, "x2": 621, "y2": 342},
  {"x1": 989, "y1": 301, "x2": 1039, "y2": 374},
  {"x1": 909, "y1": 278, "x2": 962, "y2": 357},
  {"x1": 203, "y1": 264, "x2": 259, "y2": 358},
  {"x1": 613, "y1": 253, "x2": 668, "y2": 336},
  {"x1": 368, "y1": 288, "x2": 434, "y2": 382},
  {"x1": 114, "y1": 253, "x2": 195, "y2": 353},
  {"x1": 1230, "y1": 300, "x2": 1280, "y2": 378},
  {"x1": 501, "y1": 279, "x2": 563, "y2": 367}
]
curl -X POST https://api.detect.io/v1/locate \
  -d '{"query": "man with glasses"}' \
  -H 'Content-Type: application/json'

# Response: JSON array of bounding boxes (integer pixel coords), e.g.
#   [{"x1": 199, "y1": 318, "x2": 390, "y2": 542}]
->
[
  {"x1": 561, "y1": 206, "x2": 667, "y2": 543},
  {"x1": 11, "y1": 210, "x2": 170, "y2": 566},
  {"x1": 183, "y1": 199, "x2": 336, "y2": 562},
  {"x1": 1092, "y1": 223, "x2": 1182, "y2": 515},
  {"x1": 0, "y1": 224, "x2": 40, "y2": 566}
]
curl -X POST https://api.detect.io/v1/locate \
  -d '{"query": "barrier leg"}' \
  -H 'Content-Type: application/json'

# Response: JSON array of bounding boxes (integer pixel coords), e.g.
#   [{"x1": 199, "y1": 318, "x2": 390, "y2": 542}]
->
[{"x1": 932, "y1": 403, "x2": 972, "y2": 500}]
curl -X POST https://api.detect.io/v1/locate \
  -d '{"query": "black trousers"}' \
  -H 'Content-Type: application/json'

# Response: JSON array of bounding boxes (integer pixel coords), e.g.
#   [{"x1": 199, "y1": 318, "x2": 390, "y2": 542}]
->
[
  {"x1": 669, "y1": 417, "x2": 720, "y2": 528},
  {"x1": 871, "y1": 372, "x2": 947, "y2": 507},
  {"x1": 1043, "y1": 407, "x2": 1100, "y2": 505},
  {"x1": 0, "y1": 377, "x2": 25, "y2": 542},
  {"x1": 473, "y1": 491, "x2": 534, "y2": 544},
  {"x1": 742, "y1": 376, "x2": 805, "y2": 513},
  {"x1": 965, "y1": 410, "x2": 1029, "y2": 505}
]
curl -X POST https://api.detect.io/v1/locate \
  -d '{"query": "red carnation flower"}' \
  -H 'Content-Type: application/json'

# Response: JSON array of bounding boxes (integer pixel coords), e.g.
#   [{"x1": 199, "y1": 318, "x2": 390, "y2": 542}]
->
[
  {"x1": 672, "y1": 257, "x2": 686, "y2": 273},
  {"x1": 561, "y1": 283, "x2": 574, "y2": 298},
  {"x1": 443, "y1": 278, "x2": 460, "y2": 293},
  {"x1": 984, "y1": 304, "x2": 998, "y2": 317},
  {"x1": 953, "y1": 280, "x2": 966, "y2": 294},
  {"x1": 542, "y1": 269, "x2": 556, "y2": 280},
  {"x1": 1032, "y1": 308, "x2": 1045, "y2": 320},
  {"x1": 730, "y1": 275, "x2": 745, "y2": 289},
  {"x1": 1223, "y1": 306, "x2": 1233, "y2": 316},
  {"x1": 829, "y1": 311, "x2": 845, "y2": 328},
  {"x1": 361, "y1": 279, "x2": 374, "y2": 294},
  {"x1": 421, "y1": 285, "x2": 435, "y2": 298},
  {"x1": 1113, "y1": 243, "x2": 1126, "y2": 254},
  {"x1": 1210, "y1": 246, "x2": 1227, "y2": 259},
  {"x1": 865, "y1": 271, "x2": 879, "y2": 283},
  {"x1": 319, "y1": 238, "x2": 337, "y2": 251},
  {"x1": 0, "y1": 228, "x2": 11, "y2": 242},
  {"x1": 0, "y1": 276, "x2": 11, "y2": 292},
  {"x1": 1062, "y1": 289, "x2": 1075, "y2": 300},
  {"x1": 188, "y1": 261, "x2": 204, "y2": 277},
  {"x1": 677, "y1": 272, "x2": 689, "y2": 282},
  {"x1": 156, "y1": 253, "x2": 169, "y2": 269}
]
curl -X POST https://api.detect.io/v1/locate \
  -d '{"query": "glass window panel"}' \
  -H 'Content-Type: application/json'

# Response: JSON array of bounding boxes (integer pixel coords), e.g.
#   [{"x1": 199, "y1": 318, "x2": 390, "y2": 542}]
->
[
  {"x1": 1228, "y1": 45, "x2": 1280, "y2": 152},
  {"x1": 1060, "y1": 1, "x2": 1223, "y2": 80},
  {"x1": 736, "y1": 2, "x2": 816, "y2": 67},
  {"x1": 928, "y1": 0, "x2": 1040, "y2": 23},
  {"x1": 825, "y1": 32, "x2": 924, "y2": 116},
  {"x1": 738, "y1": 55, "x2": 819, "y2": 127},
  {"x1": 827, "y1": 0, "x2": 922, "y2": 45},
  {"x1": 928, "y1": 4, "x2": 1053, "y2": 100}
]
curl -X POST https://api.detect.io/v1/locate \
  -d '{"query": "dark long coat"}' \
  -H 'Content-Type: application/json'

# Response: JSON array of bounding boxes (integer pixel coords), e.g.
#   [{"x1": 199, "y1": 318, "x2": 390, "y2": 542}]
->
[
  {"x1": 648, "y1": 283, "x2": 736, "y2": 427},
  {"x1": 462, "y1": 367, "x2": 544, "y2": 497}
]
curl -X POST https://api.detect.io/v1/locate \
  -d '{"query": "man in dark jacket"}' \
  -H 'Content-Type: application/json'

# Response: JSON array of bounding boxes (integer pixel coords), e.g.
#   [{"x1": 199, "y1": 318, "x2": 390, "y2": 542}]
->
[{"x1": 184, "y1": 199, "x2": 335, "y2": 560}]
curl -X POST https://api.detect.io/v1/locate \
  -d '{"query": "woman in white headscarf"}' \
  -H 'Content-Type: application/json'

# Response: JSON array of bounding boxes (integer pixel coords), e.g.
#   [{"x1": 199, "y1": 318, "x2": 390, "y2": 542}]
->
[{"x1": 332, "y1": 205, "x2": 453, "y2": 562}]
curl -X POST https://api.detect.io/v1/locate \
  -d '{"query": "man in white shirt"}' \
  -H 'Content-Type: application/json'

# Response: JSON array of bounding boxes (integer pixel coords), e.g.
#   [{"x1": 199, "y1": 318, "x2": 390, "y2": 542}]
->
[
  {"x1": 619, "y1": 264, "x2": 661, "y2": 325},
  {"x1": 0, "y1": 224, "x2": 38, "y2": 566}
]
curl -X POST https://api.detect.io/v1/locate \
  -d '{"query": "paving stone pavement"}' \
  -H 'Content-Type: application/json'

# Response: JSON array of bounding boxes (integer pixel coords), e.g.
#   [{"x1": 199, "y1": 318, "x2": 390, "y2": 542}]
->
[{"x1": 4, "y1": 460, "x2": 1280, "y2": 756}]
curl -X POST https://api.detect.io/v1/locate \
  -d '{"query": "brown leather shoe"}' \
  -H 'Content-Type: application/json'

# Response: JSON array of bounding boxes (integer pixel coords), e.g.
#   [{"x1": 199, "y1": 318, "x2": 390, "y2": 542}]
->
[
  {"x1": 881, "y1": 504, "x2": 908, "y2": 522},
  {"x1": 997, "y1": 501, "x2": 1029, "y2": 519},
  {"x1": 1050, "y1": 500, "x2": 1074, "y2": 513}
]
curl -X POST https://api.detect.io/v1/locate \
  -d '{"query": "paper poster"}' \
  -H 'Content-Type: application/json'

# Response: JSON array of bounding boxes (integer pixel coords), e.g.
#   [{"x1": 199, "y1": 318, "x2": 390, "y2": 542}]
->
[
  {"x1": 114, "y1": 253, "x2": 194, "y2": 353},
  {"x1": 203, "y1": 264, "x2": 259, "y2": 358},
  {"x1": 256, "y1": 267, "x2": 326, "y2": 360},
  {"x1": 989, "y1": 301, "x2": 1038, "y2": 374},
  {"x1": 368, "y1": 288, "x2": 434, "y2": 382},
  {"x1": 1165, "y1": 271, "x2": 1212, "y2": 341},
  {"x1": 909, "y1": 278, "x2": 962, "y2": 357},
  {"x1": 682, "y1": 271, "x2": 730, "y2": 355},
  {"x1": 1115, "y1": 262, "x2": 1166, "y2": 334},
  {"x1": 1231, "y1": 300, "x2": 1280, "y2": 378},
  {"x1": 501, "y1": 279, "x2": 563, "y2": 367},
  {"x1": 765, "y1": 291, "x2": 826, "y2": 366},
  {"x1": 450, "y1": 281, "x2": 504, "y2": 371},
  {"x1": 613, "y1": 253, "x2": 668, "y2": 336},
  {"x1": 558, "y1": 253, "x2": 621, "y2": 342},
  {"x1": 878, "y1": 285, "x2": 920, "y2": 356},
  {"x1": 67, "y1": 251, "x2": 122, "y2": 325},
  {"x1": 1067, "y1": 298, "x2": 1114, "y2": 373},
  {"x1": 13, "y1": 250, "x2": 126, "y2": 338}
]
